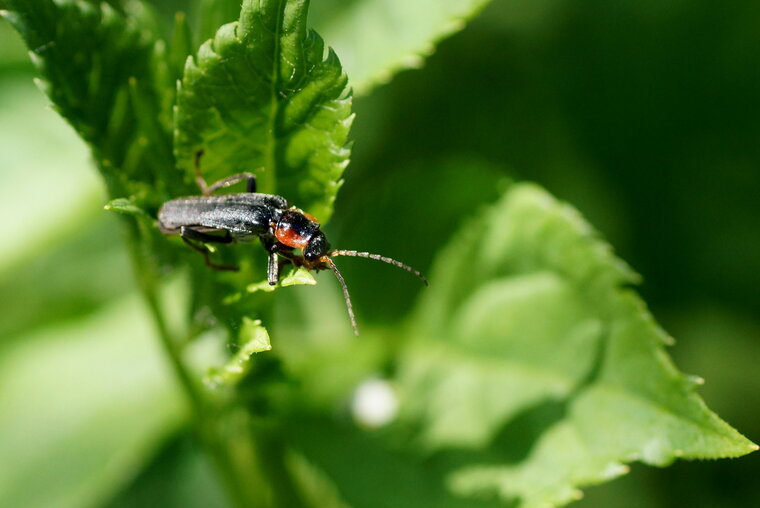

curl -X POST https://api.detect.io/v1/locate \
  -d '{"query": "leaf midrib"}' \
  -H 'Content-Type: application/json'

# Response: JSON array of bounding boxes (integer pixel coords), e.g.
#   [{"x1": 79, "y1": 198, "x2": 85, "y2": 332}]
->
[{"x1": 264, "y1": 0, "x2": 287, "y2": 195}]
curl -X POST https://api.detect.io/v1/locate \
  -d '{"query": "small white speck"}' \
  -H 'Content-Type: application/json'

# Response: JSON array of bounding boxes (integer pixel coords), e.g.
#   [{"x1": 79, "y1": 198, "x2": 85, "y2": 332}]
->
[{"x1": 351, "y1": 378, "x2": 399, "y2": 429}]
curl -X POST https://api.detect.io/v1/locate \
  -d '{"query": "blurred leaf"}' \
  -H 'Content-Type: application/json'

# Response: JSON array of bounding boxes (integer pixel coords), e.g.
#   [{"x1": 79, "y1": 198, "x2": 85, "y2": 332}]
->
[
  {"x1": 0, "y1": 77, "x2": 136, "y2": 343},
  {"x1": 0, "y1": 293, "x2": 185, "y2": 508},
  {"x1": 286, "y1": 416, "x2": 500, "y2": 508},
  {"x1": 194, "y1": 0, "x2": 243, "y2": 45},
  {"x1": 270, "y1": 280, "x2": 388, "y2": 410},
  {"x1": 398, "y1": 183, "x2": 757, "y2": 507},
  {"x1": 0, "y1": 213, "x2": 133, "y2": 343},
  {"x1": 0, "y1": 16, "x2": 33, "y2": 70},
  {"x1": 285, "y1": 449, "x2": 351, "y2": 508},
  {"x1": 106, "y1": 430, "x2": 230, "y2": 508},
  {"x1": 2, "y1": 0, "x2": 181, "y2": 201},
  {"x1": 175, "y1": 0, "x2": 353, "y2": 222},
  {"x1": 312, "y1": 0, "x2": 493, "y2": 95},
  {"x1": 168, "y1": 10, "x2": 193, "y2": 81},
  {"x1": 0, "y1": 78, "x2": 99, "y2": 271}
]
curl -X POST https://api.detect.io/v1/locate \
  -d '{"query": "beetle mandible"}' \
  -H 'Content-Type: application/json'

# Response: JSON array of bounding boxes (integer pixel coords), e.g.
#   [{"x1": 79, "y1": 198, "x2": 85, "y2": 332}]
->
[{"x1": 158, "y1": 151, "x2": 427, "y2": 335}]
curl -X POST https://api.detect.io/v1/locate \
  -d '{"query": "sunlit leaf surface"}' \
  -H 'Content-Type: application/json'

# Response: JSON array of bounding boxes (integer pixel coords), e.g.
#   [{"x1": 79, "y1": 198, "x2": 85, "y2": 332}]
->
[
  {"x1": 313, "y1": 0, "x2": 493, "y2": 95},
  {"x1": 0, "y1": 295, "x2": 184, "y2": 508},
  {"x1": 175, "y1": 0, "x2": 353, "y2": 222},
  {"x1": 398, "y1": 184, "x2": 757, "y2": 507}
]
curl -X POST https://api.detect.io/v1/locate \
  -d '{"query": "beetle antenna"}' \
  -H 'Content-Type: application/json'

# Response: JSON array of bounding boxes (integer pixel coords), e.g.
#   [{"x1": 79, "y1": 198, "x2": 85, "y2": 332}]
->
[
  {"x1": 329, "y1": 250, "x2": 428, "y2": 286},
  {"x1": 323, "y1": 257, "x2": 359, "y2": 336}
]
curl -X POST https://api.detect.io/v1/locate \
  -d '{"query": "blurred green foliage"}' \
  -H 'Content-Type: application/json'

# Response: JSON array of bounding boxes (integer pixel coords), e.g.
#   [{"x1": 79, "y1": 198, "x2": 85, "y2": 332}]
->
[{"x1": 1, "y1": 0, "x2": 758, "y2": 507}]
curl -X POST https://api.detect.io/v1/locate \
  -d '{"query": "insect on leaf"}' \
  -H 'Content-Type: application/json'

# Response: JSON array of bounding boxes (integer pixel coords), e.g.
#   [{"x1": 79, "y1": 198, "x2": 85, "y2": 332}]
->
[
  {"x1": 398, "y1": 183, "x2": 757, "y2": 507},
  {"x1": 175, "y1": 0, "x2": 353, "y2": 223}
]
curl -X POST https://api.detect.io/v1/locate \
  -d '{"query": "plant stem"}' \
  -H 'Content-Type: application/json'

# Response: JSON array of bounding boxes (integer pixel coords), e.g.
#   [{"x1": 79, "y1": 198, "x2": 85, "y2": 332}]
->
[
  {"x1": 124, "y1": 222, "x2": 267, "y2": 508},
  {"x1": 140, "y1": 269, "x2": 205, "y2": 416}
]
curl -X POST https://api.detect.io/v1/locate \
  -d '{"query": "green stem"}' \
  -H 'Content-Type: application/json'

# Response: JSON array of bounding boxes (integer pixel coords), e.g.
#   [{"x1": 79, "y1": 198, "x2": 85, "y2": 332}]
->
[
  {"x1": 256, "y1": 431, "x2": 308, "y2": 508},
  {"x1": 124, "y1": 221, "x2": 267, "y2": 508},
  {"x1": 139, "y1": 268, "x2": 205, "y2": 416}
]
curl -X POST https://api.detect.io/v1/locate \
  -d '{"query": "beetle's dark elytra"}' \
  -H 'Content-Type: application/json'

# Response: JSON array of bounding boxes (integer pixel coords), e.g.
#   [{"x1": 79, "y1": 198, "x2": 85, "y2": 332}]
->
[
  {"x1": 157, "y1": 152, "x2": 426, "y2": 335},
  {"x1": 158, "y1": 193, "x2": 288, "y2": 240}
]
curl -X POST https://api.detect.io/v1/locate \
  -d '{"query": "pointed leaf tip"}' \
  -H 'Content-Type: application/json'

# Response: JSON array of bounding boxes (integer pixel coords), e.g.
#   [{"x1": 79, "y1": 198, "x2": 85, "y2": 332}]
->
[{"x1": 400, "y1": 183, "x2": 757, "y2": 507}]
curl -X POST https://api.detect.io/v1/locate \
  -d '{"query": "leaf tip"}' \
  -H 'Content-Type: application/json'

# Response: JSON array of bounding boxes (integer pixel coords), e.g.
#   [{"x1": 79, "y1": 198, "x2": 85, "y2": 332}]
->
[
  {"x1": 280, "y1": 267, "x2": 318, "y2": 286},
  {"x1": 104, "y1": 198, "x2": 149, "y2": 218},
  {"x1": 685, "y1": 374, "x2": 705, "y2": 387},
  {"x1": 32, "y1": 77, "x2": 49, "y2": 95},
  {"x1": 28, "y1": 50, "x2": 43, "y2": 67},
  {"x1": 599, "y1": 462, "x2": 630, "y2": 480},
  {"x1": 246, "y1": 280, "x2": 278, "y2": 294},
  {"x1": 570, "y1": 489, "x2": 584, "y2": 501}
]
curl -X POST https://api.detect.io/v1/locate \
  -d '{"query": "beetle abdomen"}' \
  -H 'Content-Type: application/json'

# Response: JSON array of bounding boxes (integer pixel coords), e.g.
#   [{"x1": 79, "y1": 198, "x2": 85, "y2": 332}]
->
[{"x1": 158, "y1": 193, "x2": 287, "y2": 239}]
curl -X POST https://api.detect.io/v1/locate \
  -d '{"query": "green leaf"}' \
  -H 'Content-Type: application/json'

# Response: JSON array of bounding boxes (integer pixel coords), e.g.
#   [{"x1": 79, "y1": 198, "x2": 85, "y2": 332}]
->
[
  {"x1": 280, "y1": 265, "x2": 319, "y2": 286},
  {"x1": 105, "y1": 431, "x2": 230, "y2": 508},
  {"x1": 398, "y1": 183, "x2": 757, "y2": 507},
  {"x1": 285, "y1": 449, "x2": 352, "y2": 508},
  {"x1": 0, "y1": 76, "x2": 138, "y2": 342},
  {"x1": 175, "y1": 0, "x2": 353, "y2": 222},
  {"x1": 246, "y1": 266, "x2": 317, "y2": 294},
  {"x1": 285, "y1": 416, "x2": 497, "y2": 508},
  {"x1": 0, "y1": 293, "x2": 185, "y2": 508},
  {"x1": 0, "y1": 213, "x2": 133, "y2": 344},
  {"x1": 312, "y1": 0, "x2": 493, "y2": 95},
  {"x1": 104, "y1": 197, "x2": 150, "y2": 218},
  {"x1": 204, "y1": 317, "x2": 272, "y2": 388},
  {"x1": 0, "y1": 76, "x2": 98, "y2": 271},
  {"x1": 2, "y1": 0, "x2": 178, "y2": 199},
  {"x1": 168, "y1": 11, "x2": 193, "y2": 82},
  {"x1": 0, "y1": 14, "x2": 32, "y2": 67}
]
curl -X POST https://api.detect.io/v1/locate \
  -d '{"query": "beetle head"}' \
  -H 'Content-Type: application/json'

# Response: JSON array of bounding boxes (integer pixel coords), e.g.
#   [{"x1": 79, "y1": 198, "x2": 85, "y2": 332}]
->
[{"x1": 304, "y1": 231, "x2": 331, "y2": 262}]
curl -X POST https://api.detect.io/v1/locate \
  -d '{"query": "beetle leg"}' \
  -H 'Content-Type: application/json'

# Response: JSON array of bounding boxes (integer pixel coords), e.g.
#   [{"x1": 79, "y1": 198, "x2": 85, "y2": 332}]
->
[
  {"x1": 193, "y1": 150, "x2": 210, "y2": 194},
  {"x1": 193, "y1": 149, "x2": 259, "y2": 195},
  {"x1": 267, "y1": 243, "x2": 295, "y2": 285},
  {"x1": 261, "y1": 237, "x2": 297, "y2": 285},
  {"x1": 260, "y1": 236, "x2": 280, "y2": 285},
  {"x1": 246, "y1": 174, "x2": 257, "y2": 193},
  {"x1": 267, "y1": 250, "x2": 279, "y2": 285},
  {"x1": 205, "y1": 172, "x2": 258, "y2": 195},
  {"x1": 180, "y1": 226, "x2": 237, "y2": 271}
]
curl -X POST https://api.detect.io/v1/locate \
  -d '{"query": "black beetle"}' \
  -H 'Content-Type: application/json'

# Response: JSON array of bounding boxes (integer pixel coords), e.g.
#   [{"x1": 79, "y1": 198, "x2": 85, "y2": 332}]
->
[{"x1": 158, "y1": 151, "x2": 426, "y2": 335}]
